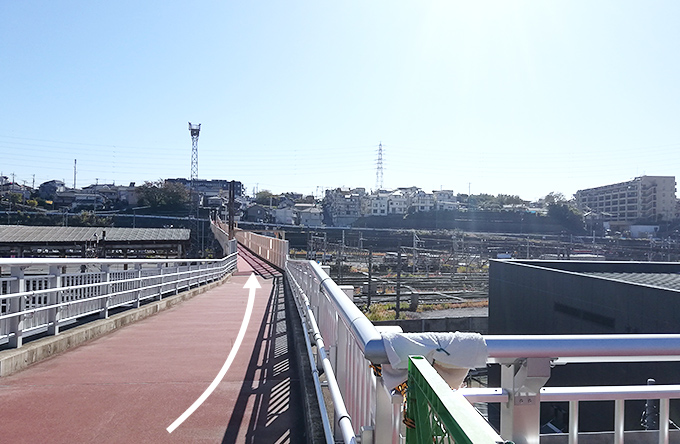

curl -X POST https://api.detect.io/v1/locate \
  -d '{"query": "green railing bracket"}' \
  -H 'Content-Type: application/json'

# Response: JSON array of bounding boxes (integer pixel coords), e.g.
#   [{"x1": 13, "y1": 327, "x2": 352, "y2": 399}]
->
[{"x1": 406, "y1": 355, "x2": 508, "y2": 444}]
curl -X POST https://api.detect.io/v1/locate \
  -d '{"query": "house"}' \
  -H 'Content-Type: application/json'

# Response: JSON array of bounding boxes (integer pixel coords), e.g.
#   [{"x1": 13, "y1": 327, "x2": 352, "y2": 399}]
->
[
  {"x1": 243, "y1": 204, "x2": 269, "y2": 223},
  {"x1": 412, "y1": 190, "x2": 435, "y2": 212},
  {"x1": 273, "y1": 207, "x2": 295, "y2": 225},
  {"x1": 387, "y1": 190, "x2": 408, "y2": 214},
  {"x1": 368, "y1": 192, "x2": 390, "y2": 216},
  {"x1": 38, "y1": 180, "x2": 66, "y2": 200},
  {"x1": 298, "y1": 207, "x2": 324, "y2": 227}
]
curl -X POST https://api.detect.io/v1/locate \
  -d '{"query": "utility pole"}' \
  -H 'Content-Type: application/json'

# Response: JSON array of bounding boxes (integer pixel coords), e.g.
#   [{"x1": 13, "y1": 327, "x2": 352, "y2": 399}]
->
[
  {"x1": 367, "y1": 246, "x2": 373, "y2": 308},
  {"x1": 94, "y1": 178, "x2": 99, "y2": 216},
  {"x1": 228, "y1": 180, "x2": 236, "y2": 239},
  {"x1": 73, "y1": 160, "x2": 77, "y2": 189},
  {"x1": 396, "y1": 248, "x2": 402, "y2": 319},
  {"x1": 412, "y1": 231, "x2": 417, "y2": 274}
]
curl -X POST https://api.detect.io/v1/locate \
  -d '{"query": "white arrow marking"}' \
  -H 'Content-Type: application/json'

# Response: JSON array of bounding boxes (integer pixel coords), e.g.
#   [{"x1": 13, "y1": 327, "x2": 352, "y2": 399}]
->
[{"x1": 167, "y1": 273, "x2": 261, "y2": 433}]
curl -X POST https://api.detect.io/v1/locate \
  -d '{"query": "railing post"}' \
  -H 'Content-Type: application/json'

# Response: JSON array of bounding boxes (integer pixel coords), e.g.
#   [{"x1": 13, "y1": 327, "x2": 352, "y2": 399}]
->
[
  {"x1": 135, "y1": 264, "x2": 142, "y2": 308},
  {"x1": 157, "y1": 264, "x2": 164, "y2": 300},
  {"x1": 99, "y1": 264, "x2": 110, "y2": 318},
  {"x1": 375, "y1": 325, "x2": 403, "y2": 444},
  {"x1": 8, "y1": 265, "x2": 26, "y2": 348},
  {"x1": 335, "y1": 320, "x2": 349, "y2": 441},
  {"x1": 174, "y1": 263, "x2": 180, "y2": 295},
  {"x1": 47, "y1": 265, "x2": 62, "y2": 335},
  {"x1": 372, "y1": 378, "x2": 399, "y2": 444},
  {"x1": 659, "y1": 398, "x2": 670, "y2": 444},
  {"x1": 614, "y1": 399, "x2": 625, "y2": 444},
  {"x1": 500, "y1": 357, "x2": 551, "y2": 444},
  {"x1": 568, "y1": 400, "x2": 579, "y2": 444}
]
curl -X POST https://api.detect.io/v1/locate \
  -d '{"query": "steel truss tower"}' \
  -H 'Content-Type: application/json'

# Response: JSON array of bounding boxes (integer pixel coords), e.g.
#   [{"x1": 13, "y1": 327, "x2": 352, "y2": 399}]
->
[
  {"x1": 376, "y1": 142, "x2": 384, "y2": 190},
  {"x1": 188, "y1": 122, "x2": 201, "y2": 256}
]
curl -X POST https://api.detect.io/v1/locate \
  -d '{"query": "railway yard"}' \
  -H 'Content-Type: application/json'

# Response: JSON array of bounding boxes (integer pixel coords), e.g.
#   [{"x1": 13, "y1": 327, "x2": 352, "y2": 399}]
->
[{"x1": 286, "y1": 228, "x2": 680, "y2": 320}]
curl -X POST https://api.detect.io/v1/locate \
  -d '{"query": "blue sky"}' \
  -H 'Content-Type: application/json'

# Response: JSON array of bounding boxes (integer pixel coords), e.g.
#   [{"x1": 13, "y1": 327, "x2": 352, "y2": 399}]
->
[{"x1": 1, "y1": 1, "x2": 679, "y2": 201}]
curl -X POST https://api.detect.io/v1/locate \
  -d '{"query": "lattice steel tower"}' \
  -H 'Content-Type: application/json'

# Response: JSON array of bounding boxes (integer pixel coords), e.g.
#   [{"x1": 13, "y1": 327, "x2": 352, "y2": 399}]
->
[
  {"x1": 188, "y1": 122, "x2": 201, "y2": 197},
  {"x1": 375, "y1": 142, "x2": 384, "y2": 190},
  {"x1": 188, "y1": 122, "x2": 201, "y2": 256}
]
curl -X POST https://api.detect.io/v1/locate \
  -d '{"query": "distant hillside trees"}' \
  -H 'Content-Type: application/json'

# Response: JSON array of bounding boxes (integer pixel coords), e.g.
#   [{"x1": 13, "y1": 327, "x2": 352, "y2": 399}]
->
[{"x1": 137, "y1": 180, "x2": 189, "y2": 212}]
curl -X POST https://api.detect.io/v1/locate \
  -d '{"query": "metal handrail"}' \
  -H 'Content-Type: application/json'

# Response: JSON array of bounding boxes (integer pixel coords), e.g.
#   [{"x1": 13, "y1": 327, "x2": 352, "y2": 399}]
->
[
  {"x1": 287, "y1": 265, "x2": 354, "y2": 443},
  {"x1": 485, "y1": 334, "x2": 680, "y2": 362},
  {"x1": 245, "y1": 235, "x2": 680, "y2": 444},
  {"x1": 0, "y1": 242, "x2": 238, "y2": 348},
  {"x1": 306, "y1": 260, "x2": 388, "y2": 363},
  {"x1": 0, "y1": 257, "x2": 234, "y2": 321}
]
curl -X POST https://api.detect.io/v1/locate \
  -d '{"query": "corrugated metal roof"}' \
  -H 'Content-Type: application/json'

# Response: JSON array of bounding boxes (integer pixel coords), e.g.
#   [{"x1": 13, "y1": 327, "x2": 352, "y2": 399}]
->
[
  {"x1": 583, "y1": 272, "x2": 680, "y2": 291},
  {"x1": 0, "y1": 226, "x2": 190, "y2": 243}
]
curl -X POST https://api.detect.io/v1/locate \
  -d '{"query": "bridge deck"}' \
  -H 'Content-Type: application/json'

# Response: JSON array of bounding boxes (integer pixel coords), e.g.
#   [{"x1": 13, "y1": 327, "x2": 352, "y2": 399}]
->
[{"x1": 0, "y1": 255, "x2": 303, "y2": 443}]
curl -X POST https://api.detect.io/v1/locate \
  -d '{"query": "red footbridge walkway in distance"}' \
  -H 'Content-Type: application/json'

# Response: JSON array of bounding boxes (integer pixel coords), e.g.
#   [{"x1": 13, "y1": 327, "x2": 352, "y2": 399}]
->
[{"x1": 0, "y1": 245, "x2": 304, "y2": 444}]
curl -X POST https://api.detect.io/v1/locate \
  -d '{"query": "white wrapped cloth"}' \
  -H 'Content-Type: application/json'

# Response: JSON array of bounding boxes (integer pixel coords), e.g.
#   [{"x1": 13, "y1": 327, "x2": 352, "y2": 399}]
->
[{"x1": 380, "y1": 331, "x2": 488, "y2": 391}]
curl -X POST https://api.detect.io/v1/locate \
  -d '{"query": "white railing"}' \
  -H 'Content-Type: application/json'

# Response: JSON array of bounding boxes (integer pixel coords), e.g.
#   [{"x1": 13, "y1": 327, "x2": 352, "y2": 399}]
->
[
  {"x1": 227, "y1": 236, "x2": 680, "y2": 443},
  {"x1": 211, "y1": 218, "x2": 288, "y2": 269},
  {"x1": 465, "y1": 335, "x2": 680, "y2": 444},
  {"x1": 286, "y1": 259, "x2": 401, "y2": 444},
  {"x1": 0, "y1": 242, "x2": 237, "y2": 348},
  {"x1": 210, "y1": 219, "x2": 239, "y2": 257},
  {"x1": 286, "y1": 259, "x2": 680, "y2": 444}
]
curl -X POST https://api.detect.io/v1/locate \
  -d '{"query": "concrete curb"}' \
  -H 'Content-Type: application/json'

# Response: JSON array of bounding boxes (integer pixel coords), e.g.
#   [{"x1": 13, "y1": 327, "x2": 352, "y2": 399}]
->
[{"x1": 0, "y1": 273, "x2": 233, "y2": 378}]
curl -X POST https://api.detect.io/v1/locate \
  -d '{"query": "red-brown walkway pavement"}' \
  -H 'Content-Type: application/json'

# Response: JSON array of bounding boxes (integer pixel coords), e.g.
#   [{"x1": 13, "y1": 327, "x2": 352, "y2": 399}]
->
[{"x1": 0, "y1": 256, "x2": 305, "y2": 443}]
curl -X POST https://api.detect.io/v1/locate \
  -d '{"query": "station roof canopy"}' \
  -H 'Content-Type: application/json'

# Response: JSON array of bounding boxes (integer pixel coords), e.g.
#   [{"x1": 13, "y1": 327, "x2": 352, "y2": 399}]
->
[{"x1": 0, "y1": 226, "x2": 190, "y2": 244}]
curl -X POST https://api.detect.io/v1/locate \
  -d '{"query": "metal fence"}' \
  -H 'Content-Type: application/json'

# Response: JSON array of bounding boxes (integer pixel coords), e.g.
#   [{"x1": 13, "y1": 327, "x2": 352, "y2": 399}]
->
[
  {"x1": 211, "y1": 218, "x2": 288, "y2": 270},
  {"x1": 286, "y1": 258, "x2": 680, "y2": 444},
  {"x1": 406, "y1": 355, "x2": 505, "y2": 444},
  {"x1": 210, "y1": 230, "x2": 680, "y2": 444},
  {"x1": 0, "y1": 239, "x2": 237, "y2": 348}
]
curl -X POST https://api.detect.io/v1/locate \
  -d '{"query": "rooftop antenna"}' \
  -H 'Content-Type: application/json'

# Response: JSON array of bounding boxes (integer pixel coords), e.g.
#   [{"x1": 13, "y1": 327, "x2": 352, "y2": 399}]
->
[{"x1": 375, "y1": 142, "x2": 384, "y2": 190}]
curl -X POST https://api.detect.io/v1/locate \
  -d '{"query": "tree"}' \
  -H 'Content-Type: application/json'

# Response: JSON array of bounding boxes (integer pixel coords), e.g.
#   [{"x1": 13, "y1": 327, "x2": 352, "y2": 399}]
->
[
  {"x1": 548, "y1": 202, "x2": 585, "y2": 234},
  {"x1": 137, "y1": 180, "x2": 189, "y2": 211},
  {"x1": 9, "y1": 193, "x2": 23, "y2": 204},
  {"x1": 255, "y1": 190, "x2": 277, "y2": 206},
  {"x1": 497, "y1": 194, "x2": 528, "y2": 206},
  {"x1": 543, "y1": 192, "x2": 566, "y2": 206}
]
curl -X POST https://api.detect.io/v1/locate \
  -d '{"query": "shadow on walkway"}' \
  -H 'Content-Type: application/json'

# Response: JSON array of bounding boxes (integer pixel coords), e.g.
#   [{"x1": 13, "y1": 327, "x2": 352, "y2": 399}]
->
[{"x1": 222, "y1": 276, "x2": 304, "y2": 443}]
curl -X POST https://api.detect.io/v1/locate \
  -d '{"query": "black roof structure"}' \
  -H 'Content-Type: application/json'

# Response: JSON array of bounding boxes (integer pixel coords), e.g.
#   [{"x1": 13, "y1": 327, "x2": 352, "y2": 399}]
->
[{"x1": 0, "y1": 226, "x2": 190, "y2": 258}]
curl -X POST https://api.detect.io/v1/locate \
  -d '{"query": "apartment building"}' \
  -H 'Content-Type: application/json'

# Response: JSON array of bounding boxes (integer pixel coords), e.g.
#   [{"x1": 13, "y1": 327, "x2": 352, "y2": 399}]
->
[
  {"x1": 165, "y1": 178, "x2": 244, "y2": 197},
  {"x1": 324, "y1": 187, "x2": 366, "y2": 226},
  {"x1": 575, "y1": 176, "x2": 677, "y2": 223}
]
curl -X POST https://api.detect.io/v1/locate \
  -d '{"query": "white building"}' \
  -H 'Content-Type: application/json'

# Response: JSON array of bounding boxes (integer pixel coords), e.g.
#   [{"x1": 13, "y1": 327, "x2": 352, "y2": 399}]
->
[
  {"x1": 298, "y1": 207, "x2": 324, "y2": 226},
  {"x1": 368, "y1": 192, "x2": 390, "y2": 216},
  {"x1": 575, "y1": 176, "x2": 677, "y2": 224},
  {"x1": 412, "y1": 190, "x2": 435, "y2": 212},
  {"x1": 387, "y1": 190, "x2": 408, "y2": 214}
]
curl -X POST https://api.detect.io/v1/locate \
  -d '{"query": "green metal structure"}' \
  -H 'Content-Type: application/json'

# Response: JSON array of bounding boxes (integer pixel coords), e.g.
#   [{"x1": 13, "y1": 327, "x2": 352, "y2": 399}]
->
[{"x1": 406, "y1": 356, "x2": 509, "y2": 444}]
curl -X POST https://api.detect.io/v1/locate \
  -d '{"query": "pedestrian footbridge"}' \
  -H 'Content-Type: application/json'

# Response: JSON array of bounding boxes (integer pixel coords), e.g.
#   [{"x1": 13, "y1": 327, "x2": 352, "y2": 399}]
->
[{"x1": 0, "y1": 219, "x2": 679, "y2": 443}]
